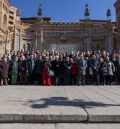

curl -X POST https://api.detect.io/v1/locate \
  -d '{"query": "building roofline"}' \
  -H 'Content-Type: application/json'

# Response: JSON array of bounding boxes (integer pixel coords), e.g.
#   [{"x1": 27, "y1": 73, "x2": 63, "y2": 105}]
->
[
  {"x1": 21, "y1": 17, "x2": 116, "y2": 24},
  {"x1": 80, "y1": 19, "x2": 115, "y2": 22}
]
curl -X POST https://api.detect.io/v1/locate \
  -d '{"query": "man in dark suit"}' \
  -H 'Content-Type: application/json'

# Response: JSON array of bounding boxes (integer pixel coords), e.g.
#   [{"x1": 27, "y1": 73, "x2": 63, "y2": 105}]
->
[
  {"x1": 114, "y1": 55, "x2": 120, "y2": 85},
  {"x1": 34, "y1": 56, "x2": 43, "y2": 85},
  {"x1": 18, "y1": 55, "x2": 28, "y2": 85},
  {"x1": 52, "y1": 55, "x2": 61, "y2": 86},
  {"x1": 26, "y1": 54, "x2": 35, "y2": 85},
  {"x1": 90, "y1": 55, "x2": 100, "y2": 85}
]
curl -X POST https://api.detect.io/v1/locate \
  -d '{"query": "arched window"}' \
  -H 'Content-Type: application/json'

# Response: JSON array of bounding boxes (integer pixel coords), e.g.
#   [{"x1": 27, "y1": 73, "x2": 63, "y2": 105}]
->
[{"x1": 3, "y1": 14, "x2": 7, "y2": 27}]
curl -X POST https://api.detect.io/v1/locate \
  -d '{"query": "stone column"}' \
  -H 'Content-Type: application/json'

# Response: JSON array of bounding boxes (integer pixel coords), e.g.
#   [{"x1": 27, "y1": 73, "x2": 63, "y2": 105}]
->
[
  {"x1": 87, "y1": 37, "x2": 91, "y2": 51},
  {"x1": 13, "y1": 32, "x2": 16, "y2": 50},
  {"x1": 14, "y1": 28, "x2": 21, "y2": 51},
  {"x1": 40, "y1": 28, "x2": 44, "y2": 50},
  {"x1": 107, "y1": 34, "x2": 113, "y2": 53},
  {"x1": 35, "y1": 26, "x2": 44, "y2": 50},
  {"x1": 20, "y1": 31, "x2": 23, "y2": 51},
  {"x1": 13, "y1": 27, "x2": 16, "y2": 50},
  {"x1": 84, "y1": 36, "x2": 91, "y2": 51},
  {"x1": 35, "y1": 30, "x2": 38, "y2": 50}
]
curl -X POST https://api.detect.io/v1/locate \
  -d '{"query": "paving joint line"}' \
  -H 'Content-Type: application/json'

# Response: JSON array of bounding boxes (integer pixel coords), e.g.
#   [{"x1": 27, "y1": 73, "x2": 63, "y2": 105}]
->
[{"x1": 86, "y1": 87, "x2": 120, "y2": 105}]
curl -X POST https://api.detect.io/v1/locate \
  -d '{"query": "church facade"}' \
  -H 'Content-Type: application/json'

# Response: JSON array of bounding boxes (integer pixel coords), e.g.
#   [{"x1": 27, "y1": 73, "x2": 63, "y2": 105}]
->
[
  {"x1": 21, "y1": 2, "x2": 118, "y2": 53},
  {"x1": 0, "y1": 0, "x2": 120, "y2": 54},
  {"x1": 22, "y1": 17, "x2": 114, "y2": 53}
]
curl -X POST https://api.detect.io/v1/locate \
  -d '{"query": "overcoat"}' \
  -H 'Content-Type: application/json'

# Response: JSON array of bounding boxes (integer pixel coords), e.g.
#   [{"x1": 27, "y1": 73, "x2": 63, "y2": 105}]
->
[
  {"x1": 0, "y1": 61, "x2": 9, "y2": 79},
  {"x1": 77, "y1": 59, "x2": 87, "y2": 76}
]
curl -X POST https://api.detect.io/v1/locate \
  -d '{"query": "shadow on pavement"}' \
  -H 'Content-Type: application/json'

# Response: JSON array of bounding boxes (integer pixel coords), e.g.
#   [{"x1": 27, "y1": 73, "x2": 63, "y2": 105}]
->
[{"x1": 16, "y1": 97, "x2": 120, "y2": 109}]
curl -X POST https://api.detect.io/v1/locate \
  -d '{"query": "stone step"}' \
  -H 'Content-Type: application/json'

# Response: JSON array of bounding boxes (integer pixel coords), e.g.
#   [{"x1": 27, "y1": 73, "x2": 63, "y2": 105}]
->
[
  {"x1": 0, "y1": 114, "x2": 120, "y2": 123},
  {"x1": 0, "y1": 114, "x2": 87, "y2": 123},
  {"x1": 0, "y1": 123, "x2": 120, "y2": 129}
]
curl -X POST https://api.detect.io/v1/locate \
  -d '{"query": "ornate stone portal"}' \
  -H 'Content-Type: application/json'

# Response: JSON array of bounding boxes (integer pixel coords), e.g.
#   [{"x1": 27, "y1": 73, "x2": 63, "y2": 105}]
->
[
  {"x1": 22, "y1": 18, "x2": 114, "y2": 53},
  {"x1": 21, "y1": 3, "x2": 115, "y2": 53}
]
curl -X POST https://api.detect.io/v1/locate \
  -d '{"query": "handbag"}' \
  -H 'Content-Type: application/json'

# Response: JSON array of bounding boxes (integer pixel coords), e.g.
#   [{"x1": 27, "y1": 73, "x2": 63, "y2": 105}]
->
[{"x1": 49, "y1": 70, "x2": 54, "y2": 77}]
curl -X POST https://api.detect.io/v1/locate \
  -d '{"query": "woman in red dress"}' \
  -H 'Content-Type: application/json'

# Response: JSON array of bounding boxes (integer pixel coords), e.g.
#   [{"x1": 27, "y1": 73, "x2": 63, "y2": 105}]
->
[
  {"x1": 42, "y1": 56, "x2": 51, "y2": 86},
  {"x1": 70, "y1": 58, "x2": 78, "y2": 85}
]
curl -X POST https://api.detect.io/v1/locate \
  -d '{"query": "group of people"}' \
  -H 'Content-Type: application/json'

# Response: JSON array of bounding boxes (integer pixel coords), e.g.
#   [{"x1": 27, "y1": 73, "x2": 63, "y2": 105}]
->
[{"x1": 0, "y1": 49, "x2": 120, "y2": 86}]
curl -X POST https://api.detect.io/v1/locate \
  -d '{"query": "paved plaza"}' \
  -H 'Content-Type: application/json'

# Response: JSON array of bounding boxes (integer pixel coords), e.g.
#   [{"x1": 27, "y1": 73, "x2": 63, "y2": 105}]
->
[{"x1": 0, "y1": 86, "x2": 120, "y2": 124}]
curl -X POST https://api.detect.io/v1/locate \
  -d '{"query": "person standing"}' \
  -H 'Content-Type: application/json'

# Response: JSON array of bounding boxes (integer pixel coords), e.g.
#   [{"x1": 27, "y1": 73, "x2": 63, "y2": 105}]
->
[
  {"x1": 86, "y1": 56, "x2": 93, "y2": 85},
  {"x1": 64, "y1": 57, "x2": 71, "y2": 85},
  {"x1": 52, "y1": 55, "x2": 61, "y2": 86},
  {"x1": 70, "y1": 58, "x2": 78, "y2": 85},
  {"x1": 99, "y1": 57, "x2": 107, "y2": 85},
  {"x1": 0, "y1": 55, "x2": 2, "y2": 85},
  {"x1": 0, "y1": 57, "x2": 10, "y2": 86},
  {"x1": 18, "y1": 55, "x2": 28, "y2": 85},
  {"x1": 106, "y1": 57, "x2": 115, "y2": 85},
  {"x1": 42, "y1": 56, "x2": 51, "y2": 86},
  {"x1": 10, "y1": 56, "x2": 18, "y2": 85},
  {"x1": 90, "y1": 55, "x2": 100, "y2": 85},
  {"x1": 26, "y1": 55, "x2": 35, "y2": 85},
  {"x1": 115, "y1": 55, "x2": 120, "y2": 85},
  {"x1": 34, "y1": 55, "x2": 43, "y2": 85},
  {"x1": 77, "y1": 55, "x2": 87, "y2": 86},
  {"x1": 58, "y1": 55, "x2": 65, "y2": 85}
]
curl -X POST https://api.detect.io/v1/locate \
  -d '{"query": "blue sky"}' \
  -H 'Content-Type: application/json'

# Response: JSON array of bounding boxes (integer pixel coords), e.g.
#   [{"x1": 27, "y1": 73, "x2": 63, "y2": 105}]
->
[{"x1": 11, "y1": 0, "x2": 116, "y2": 22}]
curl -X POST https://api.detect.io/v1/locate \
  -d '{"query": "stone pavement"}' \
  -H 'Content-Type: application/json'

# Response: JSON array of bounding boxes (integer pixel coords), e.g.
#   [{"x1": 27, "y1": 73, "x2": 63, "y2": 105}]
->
[
  {"x1": 0, "y1": 86, "x2": 120, "y2": 123},
  {"x1": 0, "y1": 124, "x2": 120, "y2": 129}
]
